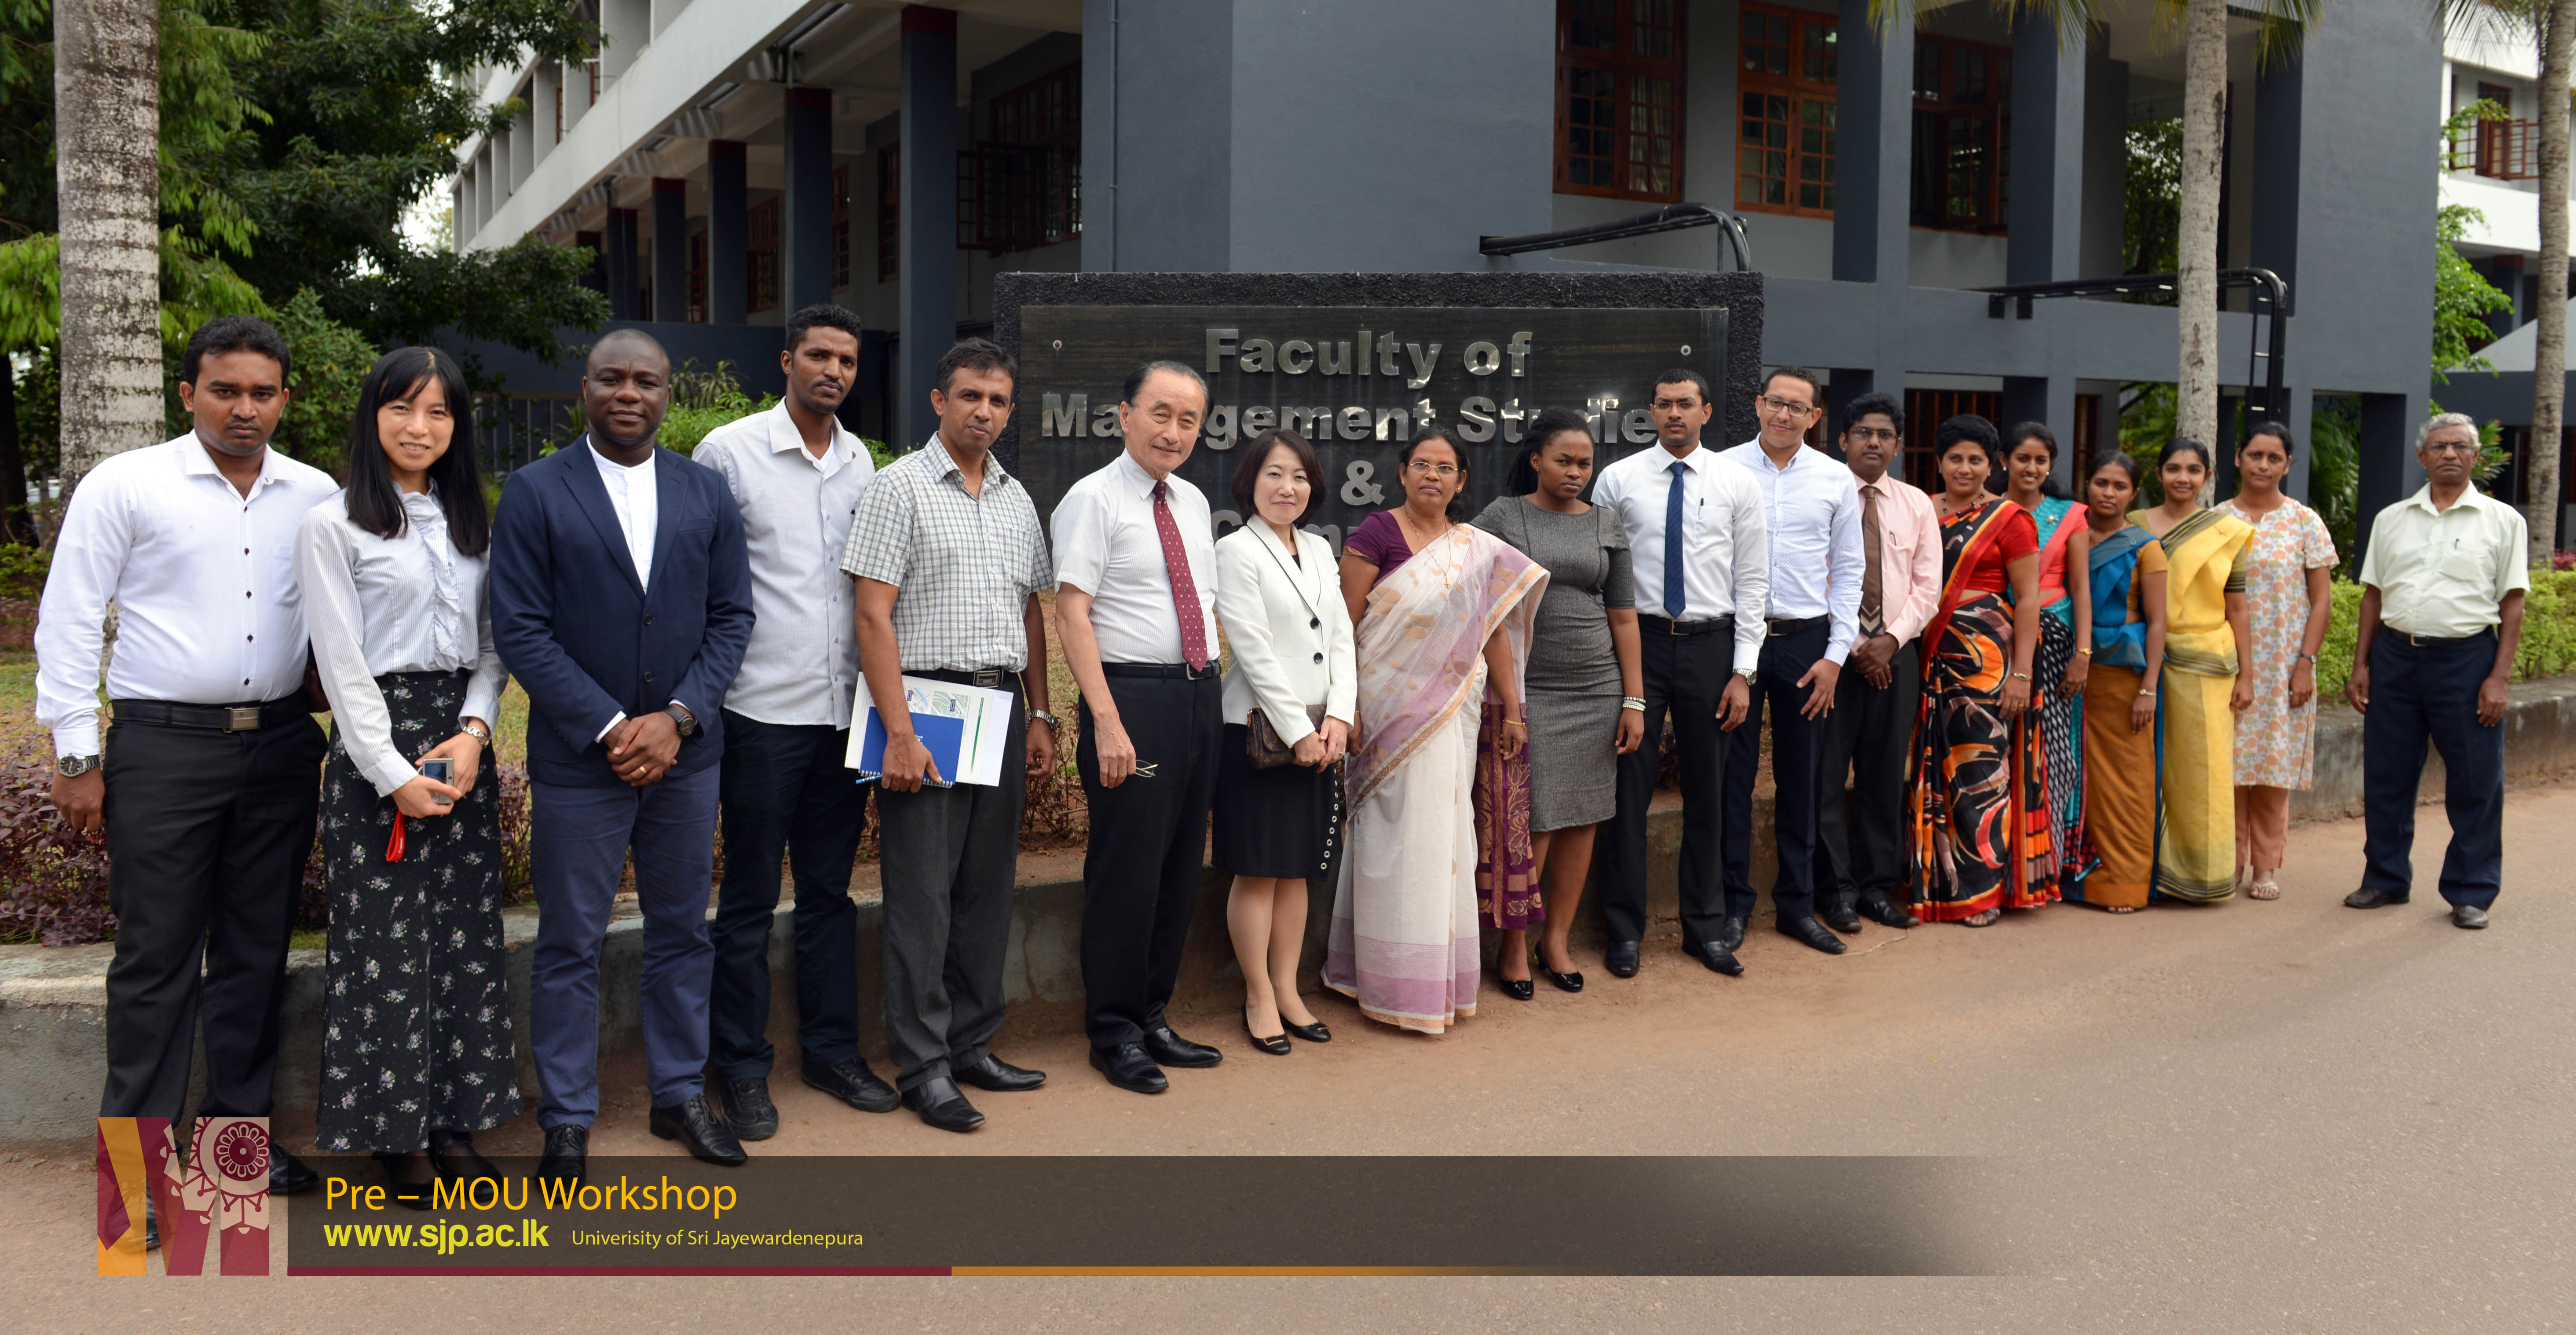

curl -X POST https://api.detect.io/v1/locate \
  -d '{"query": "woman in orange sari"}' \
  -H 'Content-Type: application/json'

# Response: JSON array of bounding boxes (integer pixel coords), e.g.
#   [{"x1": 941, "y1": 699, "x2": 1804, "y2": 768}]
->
[{"x1": 1909, "y1": 416, "x2": 2053, "y2": 926}]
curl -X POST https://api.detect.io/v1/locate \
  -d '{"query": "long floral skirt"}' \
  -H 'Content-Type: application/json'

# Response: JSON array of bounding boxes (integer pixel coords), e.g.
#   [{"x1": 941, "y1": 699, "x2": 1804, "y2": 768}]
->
[
  {"x1": 315, "y1": 668, "x2": 520, "y2": 1152},
  {"x1": 1908, "y1": 593, "x2": 2059, "y2": 921}
]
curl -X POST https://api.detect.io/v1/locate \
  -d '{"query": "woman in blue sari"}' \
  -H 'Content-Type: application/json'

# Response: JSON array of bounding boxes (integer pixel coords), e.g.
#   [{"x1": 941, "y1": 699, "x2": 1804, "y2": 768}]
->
[{"x1": 2067, "y1": 454, "x2": 2166, "y2": 912}]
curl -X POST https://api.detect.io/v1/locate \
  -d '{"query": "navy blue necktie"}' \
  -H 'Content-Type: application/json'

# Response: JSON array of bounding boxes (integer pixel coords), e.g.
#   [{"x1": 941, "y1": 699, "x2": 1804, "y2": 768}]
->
[{"x1": 1664, "y1": 460, "x2": 1688, "y2": 618}]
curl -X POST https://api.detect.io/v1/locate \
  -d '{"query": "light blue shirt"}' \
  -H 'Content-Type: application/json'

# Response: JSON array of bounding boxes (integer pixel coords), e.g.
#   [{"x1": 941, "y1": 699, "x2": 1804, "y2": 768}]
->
[{"x1": 1719, "y1": 439, "x2": 1865, "y2": 664}]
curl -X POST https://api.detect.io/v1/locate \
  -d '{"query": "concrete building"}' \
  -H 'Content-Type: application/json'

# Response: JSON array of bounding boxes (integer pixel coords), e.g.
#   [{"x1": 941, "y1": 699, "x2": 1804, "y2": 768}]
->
[{"x1": 450, "y1": 0, "x2": 2479, "y2": 540}]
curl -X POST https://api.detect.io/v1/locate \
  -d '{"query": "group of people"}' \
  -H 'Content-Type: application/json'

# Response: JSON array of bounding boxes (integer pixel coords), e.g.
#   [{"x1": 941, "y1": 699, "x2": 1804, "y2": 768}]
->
[{"x1": 38, "y1": 313, "x2": 2526, "y2": 1207}]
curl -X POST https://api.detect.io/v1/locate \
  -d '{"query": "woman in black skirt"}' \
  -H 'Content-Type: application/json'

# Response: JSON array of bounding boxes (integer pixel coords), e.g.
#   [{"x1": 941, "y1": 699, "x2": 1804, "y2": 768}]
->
[
  {"x1": 294, "y1": 347, "x2": 516, "y2": 1201},
  {"x1": 1211, "y1": 429, "x2": 1355, "y2": 1055}
]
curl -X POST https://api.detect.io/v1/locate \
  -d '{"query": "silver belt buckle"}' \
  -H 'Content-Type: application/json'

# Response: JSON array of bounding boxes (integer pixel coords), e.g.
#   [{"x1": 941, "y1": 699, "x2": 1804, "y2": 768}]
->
[
  {"x1": 223, "y1": 706, "x2": 263, "y2": 732},
  {"x1": 971, "y1": 669, "x2": 1005, "y2": 688}
]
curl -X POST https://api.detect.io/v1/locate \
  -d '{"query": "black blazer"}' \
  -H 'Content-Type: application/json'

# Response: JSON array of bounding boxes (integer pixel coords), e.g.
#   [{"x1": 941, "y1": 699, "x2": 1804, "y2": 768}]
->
[{"x1": 489, "y1": 437, "x2": 754, "y2": 787}]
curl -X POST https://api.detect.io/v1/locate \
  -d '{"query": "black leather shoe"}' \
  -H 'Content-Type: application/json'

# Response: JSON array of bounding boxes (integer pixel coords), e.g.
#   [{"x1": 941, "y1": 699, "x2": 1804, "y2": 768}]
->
[
  {"x1": 715, "y1": 1076, "x2": 780, "y2": 1139},
  {"x1": 649, "y1": 1093, "x2": 749, "y2": 1166},
  {"x1": 804, "y1": 1058, "x2": 900, "y2": 1113},
  {"x1": 269, "y1": 1149, "x2": 319, "y2": 1196},
  {"x1": 1091, "y1": 1042, "x2": 1169, "y2": 1094},
  {"x1": 2452, "y1": 903, "x2": 2490, "y2": 929},
  {"x1": 1857, "y1": 892, "x2": 1919, "y2": 928},
  {"x1": 1690, "y1": 941, "x2": 1745, "y2": 977},
  {"x1": 1716, "y1": 916, "x2": 1749, "y2": 953},
  {"x1": 1604, "y1": 940, "x2": 1641, "y2": 978},
  {"x1": 1533, "y1": 946, "x2": 1584, "y2": 994},
  {"x1": 952, "y1": 1053, "x2": 1046, "y2": 1093},
  {"x1": 1243, "y1": 1006, "x2": 1292, "y2": 1055},
  {"x1": 1497, "y1": 972, "x2": 1535, "y2": 1001},
  {"x1": 900, "y1": 1077, "x2": 985, "y2": 1133},
  {"x1": 374, "y1": 1151, "x2": 435, "y2": 1210},
  {"x1": 1142, "y1": 1024, "x2": 1223, "y2": 1068},
  {"x1": 1779, "y1": 914, "x2": 1850, "y2": 955},
  {"x1": 538, "y1": 1125, "x2": 588, "y2": 1185},
  {"x1": 1281, "y1": 1016, "x2": 1332, "y2": 1043},
  {"x1": 1820, "y1": 895, "x2": 1865, "y2": 935},
  {"x1": 428, "y1": 1128, "x2": 498, "y2": 1183},
  {"x1": 2345, "y1": 886, "x2": 2410, "y2": 909}
]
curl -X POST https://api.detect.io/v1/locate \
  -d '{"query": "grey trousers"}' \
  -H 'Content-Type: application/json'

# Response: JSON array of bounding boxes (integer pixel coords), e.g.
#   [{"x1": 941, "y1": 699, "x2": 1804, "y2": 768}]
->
[{"x1": 874, "y1": 691, "x2": 1027, "y2": 1092}]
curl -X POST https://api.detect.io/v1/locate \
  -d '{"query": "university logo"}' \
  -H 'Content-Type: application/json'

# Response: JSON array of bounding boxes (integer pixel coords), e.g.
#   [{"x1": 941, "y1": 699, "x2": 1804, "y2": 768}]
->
[{"x1": 95, "y1": 1117, "x2": 273, "y2": 1275}]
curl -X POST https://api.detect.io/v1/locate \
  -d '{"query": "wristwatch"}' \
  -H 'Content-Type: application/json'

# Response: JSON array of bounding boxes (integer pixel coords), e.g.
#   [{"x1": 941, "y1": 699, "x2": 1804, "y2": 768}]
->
[
  {"x1": 56, "y1": 754, "x2": 99, "y2": 778},
  {"x1": 664, "y1": 702, "x2": 698, "y2": 736},
  {"x1": 1029, "y1": 709, "x2": 1062, "y2": 733},
  {"x1": 461, "y1": 719, "x2": 493, "y2": 744}
]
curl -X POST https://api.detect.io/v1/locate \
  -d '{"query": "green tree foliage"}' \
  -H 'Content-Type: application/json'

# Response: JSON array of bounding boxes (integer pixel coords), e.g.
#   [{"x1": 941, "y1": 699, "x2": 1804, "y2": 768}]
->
[
  {"x1": 264, "y1": 287, "x2": 375, "y2": 470},
  {"x1": 2122, "y1": 116, "x2": 2182, "y2": 303}
]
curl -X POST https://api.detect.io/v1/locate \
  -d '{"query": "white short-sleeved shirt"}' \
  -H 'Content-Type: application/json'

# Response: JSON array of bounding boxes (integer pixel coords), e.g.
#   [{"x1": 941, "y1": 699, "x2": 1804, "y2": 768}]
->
[
  {"x1": 1050, "y1": 450, "x2": 1219, "y2": 665},
  {"x1": 2357, "y1": 484, "x2": 2531, "y2": 639}
]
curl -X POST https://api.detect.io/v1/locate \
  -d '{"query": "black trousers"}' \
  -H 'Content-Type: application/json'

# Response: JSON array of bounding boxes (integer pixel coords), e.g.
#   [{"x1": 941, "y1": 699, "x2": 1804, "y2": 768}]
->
[
  {"x1": 875, "y1": 682, "x2": 1028, "y2": 1092},
  {"x1": 1604, "y1": 627, "x2": 1736, "y2": 949},
  {"x1": 708, "y1": 712, "x2": 867, "y2": 1082},
  {"x1": 98, "y1": 705, "x2": 327, "y2": 1120},
  {"x1": 1812, "y1": 640, "x2": 1921, "y2": 907},
  {"x1": 1723, "y1": 621, "x2": 1829, "y2": 922},
  {"x1": 1076, "y1": 671, "x2": 1222, "y2": 1050},
  {"x1": 2360, "y1": 631, "x2": 2506, "y2": 909}
]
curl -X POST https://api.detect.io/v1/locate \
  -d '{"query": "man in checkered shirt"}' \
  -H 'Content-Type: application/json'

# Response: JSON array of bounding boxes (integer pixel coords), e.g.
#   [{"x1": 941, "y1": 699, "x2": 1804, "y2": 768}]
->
[{"x1": 841, "y1": 337, "x2": 1061, "y2": 1134}]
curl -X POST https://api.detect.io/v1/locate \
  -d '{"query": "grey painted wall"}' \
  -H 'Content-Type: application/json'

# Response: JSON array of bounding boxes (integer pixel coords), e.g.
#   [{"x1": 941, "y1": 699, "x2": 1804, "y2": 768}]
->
[{"x1": 1082, "y1": 0, "x2": 1234, "y2": 272}]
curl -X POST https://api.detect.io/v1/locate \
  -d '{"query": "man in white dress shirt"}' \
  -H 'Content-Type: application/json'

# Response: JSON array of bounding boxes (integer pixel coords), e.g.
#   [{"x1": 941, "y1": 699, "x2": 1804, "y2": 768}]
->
[
  {"x1": 1592, "y1": 368, "x2": 1768, "y2": 980},
  {"x1": 1718, "y1": 367, "x2": 1866, "y2": 959},
  {"x1": 37, "y1": 317, "x2": 338, "y2": 1194},
  {"x1": 1052, "y1": 361, "x2": 1227, "y2": 1093},
  {"x1": 692, "y1": 304, "x2": 894, "y2": 1138}
]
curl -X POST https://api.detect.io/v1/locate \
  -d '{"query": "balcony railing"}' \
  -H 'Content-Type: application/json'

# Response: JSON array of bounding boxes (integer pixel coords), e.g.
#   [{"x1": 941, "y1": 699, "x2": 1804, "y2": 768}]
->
[{"x1": 2447, "y1": 118, "x2": 2539, "y2": 181}]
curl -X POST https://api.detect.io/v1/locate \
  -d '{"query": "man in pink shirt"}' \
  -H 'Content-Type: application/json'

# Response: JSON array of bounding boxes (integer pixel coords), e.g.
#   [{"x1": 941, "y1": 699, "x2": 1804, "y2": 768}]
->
[{"x1": 1813, "y1": 392, "x2": 1942, "y2": 931}]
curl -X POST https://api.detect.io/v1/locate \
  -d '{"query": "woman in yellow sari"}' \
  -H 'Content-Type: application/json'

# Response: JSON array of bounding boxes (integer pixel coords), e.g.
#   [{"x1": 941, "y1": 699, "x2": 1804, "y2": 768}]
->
[{"x1": 2130, "y1": 439, "x2": 2253, "y2": 902}]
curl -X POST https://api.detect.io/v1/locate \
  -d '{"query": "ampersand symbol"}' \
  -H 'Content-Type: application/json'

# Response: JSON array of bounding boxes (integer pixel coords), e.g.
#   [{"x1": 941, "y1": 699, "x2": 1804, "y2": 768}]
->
[{"x1": 1341, "y1": 459, "x2": 1385, "y2": 506}]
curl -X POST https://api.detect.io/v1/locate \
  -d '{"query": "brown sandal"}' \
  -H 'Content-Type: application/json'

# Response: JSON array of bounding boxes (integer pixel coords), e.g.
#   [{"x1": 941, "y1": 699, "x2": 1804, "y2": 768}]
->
[{"x1": 2247, "y1": 875, "x2": 2281, "y2": 901}]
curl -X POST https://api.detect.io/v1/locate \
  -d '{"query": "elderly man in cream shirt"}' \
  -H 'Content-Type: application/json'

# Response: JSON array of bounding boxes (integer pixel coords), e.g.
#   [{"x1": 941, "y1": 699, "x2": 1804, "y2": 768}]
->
[{"x1": 2343, "y1": 412, "x2": 2528, "y2": 929}]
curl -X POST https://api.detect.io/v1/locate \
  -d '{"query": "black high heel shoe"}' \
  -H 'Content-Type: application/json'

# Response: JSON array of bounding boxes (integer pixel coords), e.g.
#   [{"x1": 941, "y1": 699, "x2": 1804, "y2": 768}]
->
[
  {"x1": 1242, "y1": 1005, "x2": 1291, "y2": 1056},
  {"x1": 428, "y1": 1128, "x2": 498, "y2": 1183},
  {"x1": 1496, "y1": 961, "x2": 1535, "y2": 1002},
  {"x1": 1280, "y1": 1016, "x2": 1332, "y2": 1043},
  {"x1": 373, "y1": 1151, "x2": 435, "y2": 1210},
  {"x1": 1533, "y1": 943, "x2": 1584, "y2": 994}
]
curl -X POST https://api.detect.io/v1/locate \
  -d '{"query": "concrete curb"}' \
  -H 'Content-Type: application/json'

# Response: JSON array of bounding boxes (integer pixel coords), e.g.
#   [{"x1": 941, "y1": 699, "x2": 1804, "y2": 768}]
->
[{"x1": 10, "y1": 675, "x2": 2574, "y2": 1139}]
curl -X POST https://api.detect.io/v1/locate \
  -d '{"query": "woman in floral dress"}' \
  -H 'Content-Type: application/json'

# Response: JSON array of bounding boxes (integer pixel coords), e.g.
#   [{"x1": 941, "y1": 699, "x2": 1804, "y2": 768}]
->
[{"x1": 2218, "y1": 424, "x2": 2338, "y2": 901}]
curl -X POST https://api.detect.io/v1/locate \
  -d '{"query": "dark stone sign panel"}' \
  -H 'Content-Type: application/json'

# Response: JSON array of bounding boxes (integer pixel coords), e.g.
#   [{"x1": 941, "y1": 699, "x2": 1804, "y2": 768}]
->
[{"x1": 992, "y1": 271, "x2": 1765, "y2": 545}]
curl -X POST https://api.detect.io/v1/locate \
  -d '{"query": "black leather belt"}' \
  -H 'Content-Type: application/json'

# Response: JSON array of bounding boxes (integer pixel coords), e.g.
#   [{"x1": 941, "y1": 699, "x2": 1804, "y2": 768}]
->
[
  {"x1": 1638, "y1": 614, "x2": 1735, "y2": 637},
  {"x1": 111, "y1": 696, "x2": 309, "y2": 732},
  {"x1": 2391, "y1": 627, "x2": 2496, "y2": 649},
  {"x1": 1765, "y1": 615, "x2": 1827, "y2": 638},
  {"x1": 1103, "y1": 661, "x2": 1221, "y2": 681},
  {"x1": 918, "y1": 668, "x2": 1019, "y2": 690}
]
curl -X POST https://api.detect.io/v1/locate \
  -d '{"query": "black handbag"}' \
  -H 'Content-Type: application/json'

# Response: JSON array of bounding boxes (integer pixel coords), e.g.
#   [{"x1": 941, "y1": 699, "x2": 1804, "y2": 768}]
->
[{"x1": 1246, "y1": 704, "x2": 1328, "y2": 770}]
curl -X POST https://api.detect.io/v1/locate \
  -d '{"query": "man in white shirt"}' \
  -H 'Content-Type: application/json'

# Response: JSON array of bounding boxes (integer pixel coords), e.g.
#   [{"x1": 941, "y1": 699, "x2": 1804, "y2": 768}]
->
[
  {"x1": 1718, "y1": 367, "x2": 1866, "y2": 959},
  {"x1": 37, "y1": 317, "x2": 338, "y2": 1194},
  {"x1": 692, "y1": 304, "x2": 893, "y2": 1137},
  {"x1": 1052, "y1": 361, "x2": 1227, "y2": 1093},
  {"x1": 1812, "y1": 392, "x2": 1941, "y2": 933},
  {"x1": 1591, "y1": 368, "x2": 1767, "y2": 980},
  {"x1": 2344, "y1": 413, "x2": 2529, "y2": 929}
]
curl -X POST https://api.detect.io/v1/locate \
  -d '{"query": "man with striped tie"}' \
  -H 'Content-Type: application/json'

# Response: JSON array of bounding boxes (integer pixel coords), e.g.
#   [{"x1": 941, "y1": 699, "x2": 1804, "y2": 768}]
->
[
  {"x1": 1052, "y1": 361, "x2": 1228, "y2": 1093},
  {"x1": 1590, "y1": 370, "x2": 1770, "y2": 979}
]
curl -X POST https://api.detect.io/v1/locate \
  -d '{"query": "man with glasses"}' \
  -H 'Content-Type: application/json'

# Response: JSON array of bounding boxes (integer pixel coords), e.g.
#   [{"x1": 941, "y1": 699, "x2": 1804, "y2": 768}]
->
[
  {"x1": 2343, "y1": 413, "x2": 2527, "y2": 929},
  {"x1": 1812, "y1": 392, "x2": 1940, "y2": 932},
  {"x1": 1591, "y1": 369, "x2": 1768, "y2": 979},
  {"x1": 1717, "y1": 367, "x2": 1865, "y2": 960}
]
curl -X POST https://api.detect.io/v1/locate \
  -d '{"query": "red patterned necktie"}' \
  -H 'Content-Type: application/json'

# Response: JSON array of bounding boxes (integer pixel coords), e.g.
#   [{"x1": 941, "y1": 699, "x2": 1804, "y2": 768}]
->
[{"x1": 1151, "y1": 480, "x2": 1209, "y2": 670}]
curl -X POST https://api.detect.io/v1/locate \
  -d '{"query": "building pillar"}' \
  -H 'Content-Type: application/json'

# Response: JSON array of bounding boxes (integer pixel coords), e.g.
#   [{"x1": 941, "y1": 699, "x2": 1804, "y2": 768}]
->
[
  {"x1": 706, "y1": 139, "x2": 748, "y2": 326},
  {"x1": 2007, "y1": 15, "x2": 2085, "y2": 286},
  {"x1": 783, "y1": 86, "x2": 837, "y2": 317},
  {"x1": 2355, "y1": 390, "x2": 2427, "y2": 561},
  {"x1": 1832, "y1": 0, "x2": 1910, "y2": 291},
  {"x1": 510, "y1": 98, "x2": 537, "y2": 192},
  {"x1": 898, "y1": 4, "x2": 959, "y2": 449},
  {"x1": 652, "y1": 178, "x2": 688, "y2": 323},
  {"x1": 534, "y1": 63, "x2": 561, "y2": 165},
  {"x1": 606, "y1": 205, "x2": 640, "y2": 321}
]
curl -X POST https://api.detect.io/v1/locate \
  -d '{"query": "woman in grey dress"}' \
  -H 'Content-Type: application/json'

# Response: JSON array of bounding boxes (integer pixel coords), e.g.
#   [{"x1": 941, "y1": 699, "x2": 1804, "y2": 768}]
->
[{"x1": 1473, "y1": 406, "x2": 1643, "y2": 995}]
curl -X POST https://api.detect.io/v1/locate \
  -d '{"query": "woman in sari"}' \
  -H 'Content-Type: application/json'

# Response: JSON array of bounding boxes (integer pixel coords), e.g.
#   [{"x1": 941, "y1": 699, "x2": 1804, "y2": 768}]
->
[
  {"x1": 1909, "y1": 416, "x2": 2053, "y2": 926},
  {"x1": 2130, "y1": 438, "x2": 2254, "y2": 902},
  {"x1": 2002, "y1": 422, "x2": 2093, "y2": 886},
  {"x1": 1331, "y1": 426, "x2": 1546, "y2": 1033},
  {"x1": 2067, "y1": 454, "x2": 2167, "y2": 913}
]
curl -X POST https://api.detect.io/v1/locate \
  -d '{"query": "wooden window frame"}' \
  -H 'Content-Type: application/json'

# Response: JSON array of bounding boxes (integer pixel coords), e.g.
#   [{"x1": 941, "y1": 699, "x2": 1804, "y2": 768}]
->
[
  {"x1": 1735, "y1": 2, "x2": 1839, "y2": 220},
  {"x1": 1910, "y1": 30, "x2": 2011, "y2": 234},
  {"x1": 746, "y1": 198, "x2": 779, "y2": 313},
  {"x1": 1555, "y1": 0, "x2": 1687, "y2": 204},
  {"x1": 686, "y1": 230, "x2": 706, "y2": 324}
]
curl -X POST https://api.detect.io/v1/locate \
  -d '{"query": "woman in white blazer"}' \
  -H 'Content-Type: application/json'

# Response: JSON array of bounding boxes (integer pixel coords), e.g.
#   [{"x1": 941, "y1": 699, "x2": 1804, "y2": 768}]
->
[{"x1": 1213, "y1": 429, "x2": 1356, "y2": 1056}]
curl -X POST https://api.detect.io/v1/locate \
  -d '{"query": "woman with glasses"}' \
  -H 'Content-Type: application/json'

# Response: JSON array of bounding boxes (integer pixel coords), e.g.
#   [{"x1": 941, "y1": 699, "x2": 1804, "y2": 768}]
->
[
  {"x1": 296, "y1": 348, "x2": 515, "y2": 1200},
  {"x1": 2214, "y1": 424, "x2": 2337, "y2": 901},
  {"x1": 1329, "y1": 426, "x2": 1546, "y2": 1034},
  {"x1": 2132, "y1": 439, "x2": 2254, "y2": 903},
  {"x1": 2001, "y1": 423, "x2": 2092, "y2": 890},
  {"x1": 1471, "y1": 407, "x2": 1643, "y2": 998}
]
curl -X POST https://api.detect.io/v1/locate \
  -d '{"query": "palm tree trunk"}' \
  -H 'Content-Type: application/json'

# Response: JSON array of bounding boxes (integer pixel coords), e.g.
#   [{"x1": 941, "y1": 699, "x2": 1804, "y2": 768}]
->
[
  {"x1": 2531, "y1": 0, "x2": 2574, "y2": 564},
  {"x1": 2175, "y1": 0, "x2": 2230, "y2": 468},
  {"x1": 52, "y1": 0, "x2": 162, "y2": 495}
]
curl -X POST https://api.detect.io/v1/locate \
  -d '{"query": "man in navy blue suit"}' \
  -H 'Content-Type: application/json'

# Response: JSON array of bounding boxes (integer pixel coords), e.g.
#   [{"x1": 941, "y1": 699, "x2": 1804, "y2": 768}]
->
[{"x1": 491, "y1": 329, "x2": 755, "y2": 1177}]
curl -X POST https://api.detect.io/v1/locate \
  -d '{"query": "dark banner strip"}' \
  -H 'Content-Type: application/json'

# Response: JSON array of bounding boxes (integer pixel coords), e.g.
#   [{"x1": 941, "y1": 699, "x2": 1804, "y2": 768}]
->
[{"x1": 287, "y1": 1156, "x2": 2003, "y2": 1276}]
